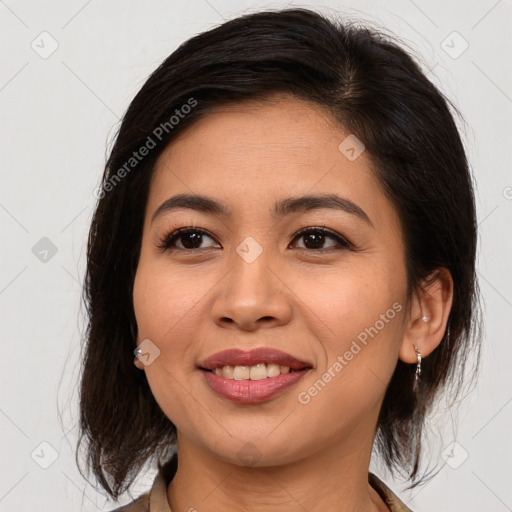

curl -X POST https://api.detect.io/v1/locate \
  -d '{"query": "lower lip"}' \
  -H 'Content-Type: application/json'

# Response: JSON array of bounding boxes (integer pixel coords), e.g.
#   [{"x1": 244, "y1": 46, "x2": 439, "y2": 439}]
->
[{"x1": 201, "y1": 368, "x2": 310, "y2": 404}]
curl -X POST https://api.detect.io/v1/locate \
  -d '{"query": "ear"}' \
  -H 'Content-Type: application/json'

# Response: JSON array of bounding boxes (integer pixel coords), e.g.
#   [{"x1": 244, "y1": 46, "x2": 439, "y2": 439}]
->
[
  {"x1": 399, "y1": 268, "x2": 454, "y2": 364},
  {"x1": 134, "y1": 332, "x2": 145, "y2": 370}
]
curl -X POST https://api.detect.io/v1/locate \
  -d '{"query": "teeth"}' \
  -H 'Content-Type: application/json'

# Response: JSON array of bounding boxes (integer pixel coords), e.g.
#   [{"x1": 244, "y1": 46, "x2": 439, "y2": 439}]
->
[
  {"x1": 249, "y1": 363, "x2": 267, "y2": 380},
  {"x1": 233, "y1": 365, "x2": 250, "y2": 380},
  {"x1": 222, "y1": 365, "x2": 234, "y2": 379},
  {"x1": 212, "y1": 363, "x2": 294, "y2": 380},
  {"x1": 267, "y1": 363, "x2": 281, "y2": 378}
]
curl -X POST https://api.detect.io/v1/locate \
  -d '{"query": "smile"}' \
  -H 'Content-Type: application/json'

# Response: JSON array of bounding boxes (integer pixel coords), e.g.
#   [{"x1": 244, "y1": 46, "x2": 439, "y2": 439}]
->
[
  {"x1": 198, "y1": 347, "x2": 313, "y2": 404},
  {"x1": 200, "y1": 368, "x2": 311, "y2": 404},
  {"x1": 210, "y1": 363, "x2": 298, "y2": 380}
]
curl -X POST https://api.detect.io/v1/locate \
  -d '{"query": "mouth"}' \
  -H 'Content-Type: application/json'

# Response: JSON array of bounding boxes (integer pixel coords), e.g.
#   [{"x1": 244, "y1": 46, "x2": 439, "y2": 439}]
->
[
  {"x1": 198, "y1": 347, "x2": 312, "y2": 375},
  {"x1": 200, "y1": 363, "x2": 309, "y2": 380},
  {"x1": 197, "y1": 347, "x2": 313, "y2": 404}
]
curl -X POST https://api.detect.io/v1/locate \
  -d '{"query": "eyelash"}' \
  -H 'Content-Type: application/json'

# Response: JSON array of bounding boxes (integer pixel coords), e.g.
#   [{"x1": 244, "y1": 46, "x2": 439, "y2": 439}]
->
[{"x1": 156, "y1": 224, "x2": 353, "y2": 253}]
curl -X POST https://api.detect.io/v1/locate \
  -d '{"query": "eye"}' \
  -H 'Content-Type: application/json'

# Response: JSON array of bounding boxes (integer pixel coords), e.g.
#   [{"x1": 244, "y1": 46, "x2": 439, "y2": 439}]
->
[
  {"x1": 157, "y1": 228, "x2": 219, "y2": 251},
  {"x1": 157, "y1": 225, "x2": 352, "y2": 253},
  {"x1": 290, "y1": 226, "x2": 351, "y2": 251}
]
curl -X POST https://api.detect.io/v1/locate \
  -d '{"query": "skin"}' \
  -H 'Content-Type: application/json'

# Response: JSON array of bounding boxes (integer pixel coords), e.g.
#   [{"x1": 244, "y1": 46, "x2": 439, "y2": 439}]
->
[{"x1": 132, "y1": 94, "x2": 453, "y2": 512}]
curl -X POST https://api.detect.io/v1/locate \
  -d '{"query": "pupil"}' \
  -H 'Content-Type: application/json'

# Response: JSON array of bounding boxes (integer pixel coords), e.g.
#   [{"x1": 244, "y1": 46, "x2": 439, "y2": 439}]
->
[
  {"x1": 304, "y1": 233, "x2": 324, "y2": 249},
  {"x1": 182, "y1": 232, "x2": 202, "y2": 249},
  {"x1": 179, "y1": 232, "x2": 327, "y2": 250}
]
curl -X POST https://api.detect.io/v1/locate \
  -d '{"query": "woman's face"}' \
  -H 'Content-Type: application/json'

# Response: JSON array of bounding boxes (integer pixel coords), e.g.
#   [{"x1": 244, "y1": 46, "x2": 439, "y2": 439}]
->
[{"x1": 133, "y1": 96, "x2": 410, "y2": 465}]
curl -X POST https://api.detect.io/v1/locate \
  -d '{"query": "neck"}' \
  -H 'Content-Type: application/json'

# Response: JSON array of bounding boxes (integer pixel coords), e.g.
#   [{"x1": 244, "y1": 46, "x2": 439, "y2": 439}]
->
[{"x1": 167, "y1": 423, "x2": 389, "y2": 512}]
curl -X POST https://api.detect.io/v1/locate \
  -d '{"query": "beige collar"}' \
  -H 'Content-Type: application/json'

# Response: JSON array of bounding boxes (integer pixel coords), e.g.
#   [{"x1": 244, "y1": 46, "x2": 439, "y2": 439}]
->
[{"x1": 111, "y1": 454, "x2": 412, "y2": 512}]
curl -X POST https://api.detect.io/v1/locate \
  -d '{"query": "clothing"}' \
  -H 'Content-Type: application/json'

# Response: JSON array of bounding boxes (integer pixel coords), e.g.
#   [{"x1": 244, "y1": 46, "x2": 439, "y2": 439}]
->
[{"x1": 109, "y1": 453, "x2": 412, "y2": 512}]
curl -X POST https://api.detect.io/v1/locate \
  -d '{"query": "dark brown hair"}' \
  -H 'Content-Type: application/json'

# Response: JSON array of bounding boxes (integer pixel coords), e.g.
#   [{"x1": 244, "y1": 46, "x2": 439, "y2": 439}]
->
[{"x1": 77, "y1": 7, "x2": 481, "y2": 499}]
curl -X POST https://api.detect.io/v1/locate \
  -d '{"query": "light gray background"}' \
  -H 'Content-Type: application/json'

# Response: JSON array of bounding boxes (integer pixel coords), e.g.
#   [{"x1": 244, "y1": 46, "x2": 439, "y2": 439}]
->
[{"x1": 1, "y1": 1, "x2": 511, "y2": 511}]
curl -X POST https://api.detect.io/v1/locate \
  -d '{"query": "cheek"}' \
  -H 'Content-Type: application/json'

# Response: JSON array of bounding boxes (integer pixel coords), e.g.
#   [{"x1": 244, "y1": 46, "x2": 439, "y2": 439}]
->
[
  {"x1": 293, "y1": 261, "x2": 406, "y2": 397},
  {"x1": 293, "y1": 261, "x2": 404, "y2": 342},
  {"x1": 132, "y1": 261, "x2": 204, "y2": 425},
  {"x1": 133, "y1": 259, "x2": 208, "y2": 342},
  {"x1": 132, "y1": 263, "x2": 197, "y2": 403}
]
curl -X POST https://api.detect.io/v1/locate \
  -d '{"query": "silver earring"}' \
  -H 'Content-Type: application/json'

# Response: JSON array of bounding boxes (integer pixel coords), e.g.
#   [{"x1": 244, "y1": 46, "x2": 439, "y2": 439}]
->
[
  {"x1": 413, "y1": 345, "x2": 422, "y2": 393},
  {"x1": 134, "y1": 347, "x2": 143, "y2": 368},
  {"x1": 422, "y1": 316, "x2": 430, "y2": 323}
]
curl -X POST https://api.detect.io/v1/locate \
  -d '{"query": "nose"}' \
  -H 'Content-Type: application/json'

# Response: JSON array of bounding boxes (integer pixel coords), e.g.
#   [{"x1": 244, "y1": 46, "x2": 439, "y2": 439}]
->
[{"x1": 210, "y1": 243, "x2": 293, "y2": 332}]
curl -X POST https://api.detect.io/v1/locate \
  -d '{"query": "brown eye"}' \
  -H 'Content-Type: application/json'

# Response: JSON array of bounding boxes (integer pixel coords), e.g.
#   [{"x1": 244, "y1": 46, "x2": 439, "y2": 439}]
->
[
  {"x1": 291, "y1": 227, "x2": 351, "y2": 251},
  {"x1": 158, "y1": 226, "x2": 351, "y2": 253},
  {"x1": 158, "y1": 228, "x2": 219, "y2": 251}
]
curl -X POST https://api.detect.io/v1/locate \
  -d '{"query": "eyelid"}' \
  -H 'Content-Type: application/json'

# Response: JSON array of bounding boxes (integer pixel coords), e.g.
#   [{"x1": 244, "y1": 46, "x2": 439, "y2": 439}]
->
[
  {"x1": 156, "y1": 226, "x2": 219, "y2": 251},
  {"x1": 157, "y1": 225, "x2": 353, "y2": 252},
  {"x1": 290, "y1": 225, "x2": 352, "y2": 250}
]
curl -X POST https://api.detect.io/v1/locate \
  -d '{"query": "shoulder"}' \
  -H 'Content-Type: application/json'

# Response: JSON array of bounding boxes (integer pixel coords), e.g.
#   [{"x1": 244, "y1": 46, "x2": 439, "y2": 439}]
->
[
  {"x1": 107, "y1": 491, "x2": 150, "y2": 512},
  {"x1": 106, "y1": 453, "x2": 177, "y2": 512}
]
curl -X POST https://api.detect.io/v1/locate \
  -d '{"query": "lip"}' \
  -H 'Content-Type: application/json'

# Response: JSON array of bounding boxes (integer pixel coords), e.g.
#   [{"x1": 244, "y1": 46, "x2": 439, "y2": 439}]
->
[
  {"x1": 198, "y1": 347, "x2": 312, "y2": 371},
  {"x1": 197, "y1": 348, "x2": 313, "y2": 404},
  {"x1": 201, "y1": 369, "x2": 311, "y2": 404}
]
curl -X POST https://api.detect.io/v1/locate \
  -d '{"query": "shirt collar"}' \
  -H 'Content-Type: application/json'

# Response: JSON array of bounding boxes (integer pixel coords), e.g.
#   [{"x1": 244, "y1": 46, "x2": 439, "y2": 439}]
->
[{"x1": 143, "y1": 454, "x2": 412, "y2": 512}]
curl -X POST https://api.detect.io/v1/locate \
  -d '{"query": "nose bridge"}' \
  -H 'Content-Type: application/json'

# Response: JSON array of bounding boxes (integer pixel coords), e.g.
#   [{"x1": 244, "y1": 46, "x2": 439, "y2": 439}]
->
[
  {"x1": 210, "y1": 234, "x2": 291, "y2": 330},
  {"x1": 231, "y1": 234, "x2": 272, "y2": 292}
]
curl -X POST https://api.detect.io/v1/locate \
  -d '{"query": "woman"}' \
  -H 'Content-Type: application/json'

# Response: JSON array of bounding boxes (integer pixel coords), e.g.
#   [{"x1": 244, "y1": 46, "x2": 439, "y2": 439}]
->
[{"x1": 77, "y1": 8, "x2": 481, "y2": 512}]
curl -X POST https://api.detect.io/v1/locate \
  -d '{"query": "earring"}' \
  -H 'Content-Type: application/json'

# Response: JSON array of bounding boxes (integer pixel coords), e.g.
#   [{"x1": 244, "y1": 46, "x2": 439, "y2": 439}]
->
[
  {"x1": 413, "y1": 345, "x2": 422, "y2": 393},
  {"x1": 134, "y1": 347, "x2": 143, "y2": 369},
  {"x1": 421, "y1": 316, "x2": 430, "y2": 323}
]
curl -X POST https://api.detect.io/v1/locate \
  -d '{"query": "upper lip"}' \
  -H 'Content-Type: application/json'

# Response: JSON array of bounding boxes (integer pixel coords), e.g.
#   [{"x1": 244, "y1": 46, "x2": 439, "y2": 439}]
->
[{"x1": 198, "y1": 348, "x2": 313, "y2": 371}]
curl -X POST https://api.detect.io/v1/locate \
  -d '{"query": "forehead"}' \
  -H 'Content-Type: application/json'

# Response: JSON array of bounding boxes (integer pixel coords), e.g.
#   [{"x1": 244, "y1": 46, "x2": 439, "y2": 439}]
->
[
  {"x1": 155, "y1": 95, "x2": 342, "y2": 168},
  {"x1": 148, "y1": 96, "x2": 395, "y2": 230}
]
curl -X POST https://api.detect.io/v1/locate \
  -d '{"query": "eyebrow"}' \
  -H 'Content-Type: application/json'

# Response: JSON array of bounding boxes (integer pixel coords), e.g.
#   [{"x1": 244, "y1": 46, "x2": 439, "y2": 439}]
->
[{"x1": 151, "y1": 193, "x2": 374, "y2": 227}]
